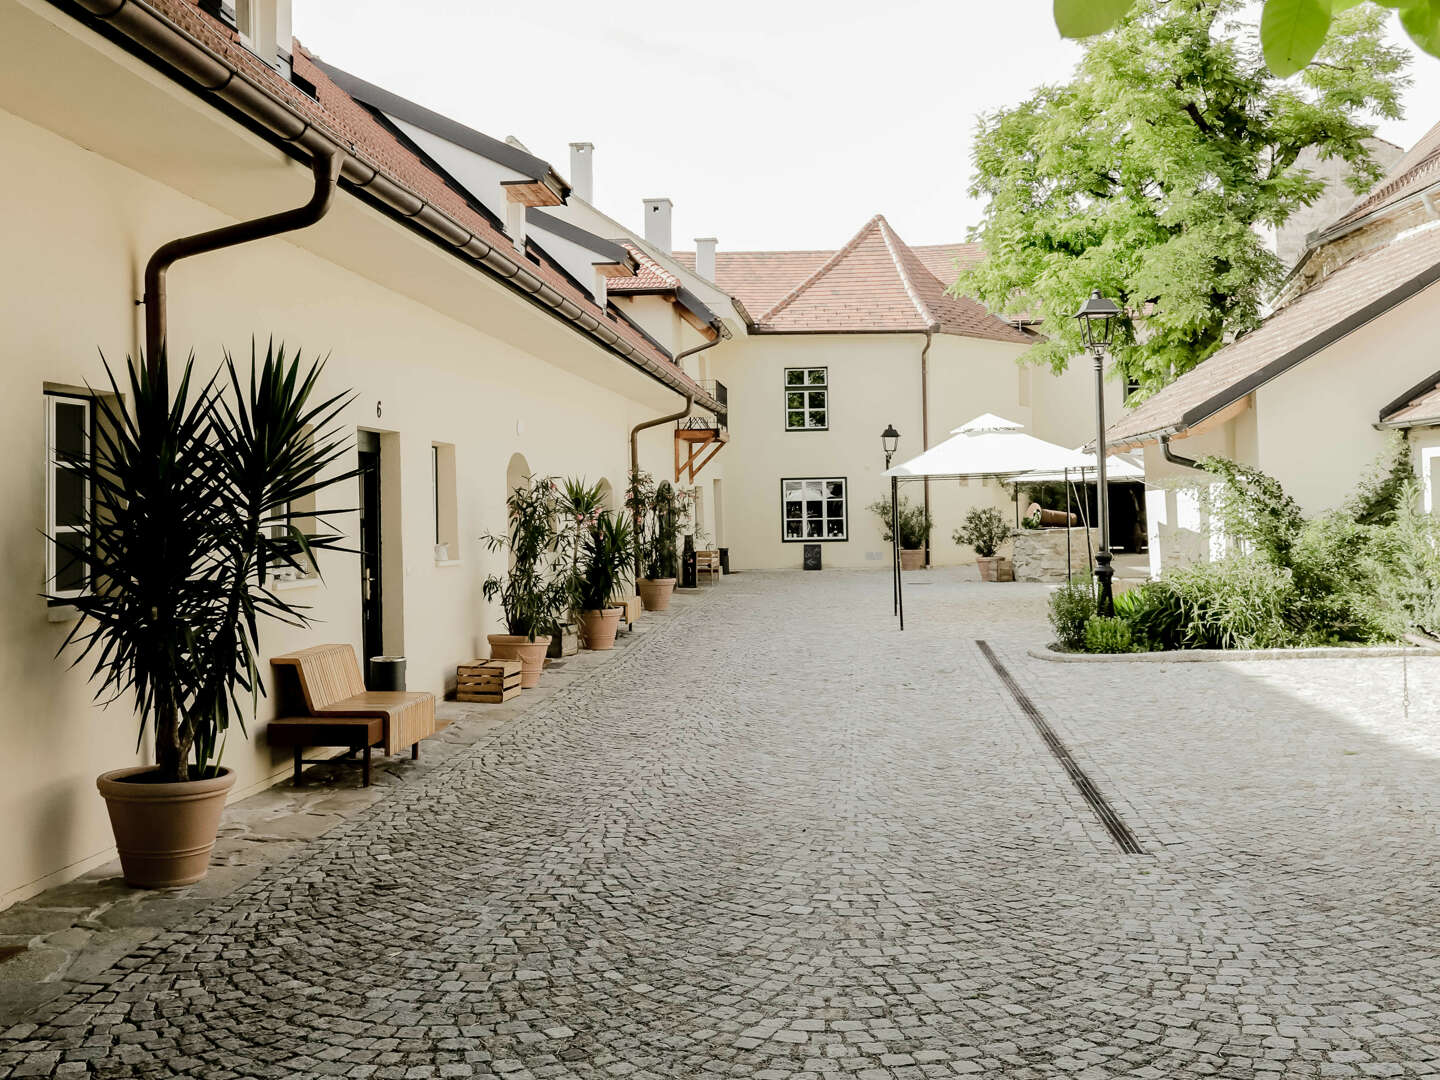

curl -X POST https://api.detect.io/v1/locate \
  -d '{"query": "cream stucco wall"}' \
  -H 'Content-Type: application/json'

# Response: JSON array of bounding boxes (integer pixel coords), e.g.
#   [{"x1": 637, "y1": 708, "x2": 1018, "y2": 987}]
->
[{"x1": 0, "y1": 91, "x2": 694, "y2": 907}]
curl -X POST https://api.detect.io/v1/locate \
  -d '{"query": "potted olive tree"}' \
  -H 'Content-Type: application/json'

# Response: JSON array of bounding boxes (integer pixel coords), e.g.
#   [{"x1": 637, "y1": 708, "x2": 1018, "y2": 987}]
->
[
  {"x1": 955, "y1": 507, "x2": 1015, "y2": 581},
  {"x1": 53, "y1": 345, "x2": 355, "y2": 888},
  {"x1": 482, "y1": 476, "x2": 566, "y2": 687},
  {"x1": 868, "y1": 495, "x2": 933, "y2": 570},
  {"x1": 629, "y1": 470, "x2": 680, "y2": 611},
  {"x1": 578, "y1": 511, "x2": 634, "y2": 650}
]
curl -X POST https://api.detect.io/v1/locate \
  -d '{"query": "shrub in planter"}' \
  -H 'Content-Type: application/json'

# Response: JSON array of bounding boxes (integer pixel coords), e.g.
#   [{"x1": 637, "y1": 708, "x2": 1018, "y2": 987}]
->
[
  {"x1": 551, "y1": 477, "x2": 606, "y2": 655},
  {"x1": 579, "y1": 511, "x2": 634, "y2": 650},
  {"x1": 53, "y1": 345, "x2": 356, "y2": 887},
  {"x1": 629, "y1": 470, "x2": 681, "y2": 610},
  {"x1": 1048, "y1": 576, "x2": 1096, "y2": 650},
  {"x1": 1112, "y1": 581, "x2": 1185, "y2": 651},
  {"x1": 1084, "y1": 615, "x2": 1135, "y2": 654},
  {"x1": 1163, "y1": 555, "x2": 1297, "y2": 650},
  {"x1": 954, "y1": 506, "x2": 1014, "y2": 580},
  {"x1": 868, "y1": 496, "x2": 933, "y2": 567},
  {"x1": 481, "y1": 476, "x2": 566, "y2": 687}
]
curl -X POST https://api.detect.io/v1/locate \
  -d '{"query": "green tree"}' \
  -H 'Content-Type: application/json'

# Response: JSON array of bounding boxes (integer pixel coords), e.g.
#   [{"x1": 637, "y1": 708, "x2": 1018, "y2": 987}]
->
[
  {"x1": 960, "y1": 0, "x2": 1407, "y2": 397},
  {"x1": 1056, "y1": 0, "x2": 1440, "y2": 74}
]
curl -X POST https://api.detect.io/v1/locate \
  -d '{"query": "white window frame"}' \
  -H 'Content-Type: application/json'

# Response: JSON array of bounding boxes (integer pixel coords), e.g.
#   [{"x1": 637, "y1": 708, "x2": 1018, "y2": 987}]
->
[
  {"x1": 781, "y1": 477, "x2": 848, "y2": 542},
  {"x1": 45, "y1": 391, "x2": 91, "y2": 601},
  {"x1": 784, "y1": 367, "x2": 829, "y2": 430}
]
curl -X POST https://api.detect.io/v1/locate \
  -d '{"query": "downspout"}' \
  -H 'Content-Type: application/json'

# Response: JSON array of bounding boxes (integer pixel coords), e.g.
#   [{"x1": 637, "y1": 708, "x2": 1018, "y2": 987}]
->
[
  {"x1": 143, "y1": 150, "x2": 342, "y2": 382},
  {"x1": 1160, "y1": 434, "x2": 1203, "y2": 471},
  {"x1": 919, "y1": 330, "x2": 934, "y2": 567},
  {"x1": 628, "y1": 328, "x2": 726, "y2": 577}
]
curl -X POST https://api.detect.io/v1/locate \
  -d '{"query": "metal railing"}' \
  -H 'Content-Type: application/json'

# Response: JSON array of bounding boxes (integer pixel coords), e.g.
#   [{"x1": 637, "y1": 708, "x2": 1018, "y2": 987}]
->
[{"x1": 679, "y1": 380, "x2": 727, "y2": 430}]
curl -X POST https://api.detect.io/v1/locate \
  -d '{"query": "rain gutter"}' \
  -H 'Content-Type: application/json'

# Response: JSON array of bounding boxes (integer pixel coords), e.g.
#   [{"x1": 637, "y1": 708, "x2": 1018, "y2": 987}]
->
[{"x1": 61, "y1": 0, "x2": 721, "y2": 415}]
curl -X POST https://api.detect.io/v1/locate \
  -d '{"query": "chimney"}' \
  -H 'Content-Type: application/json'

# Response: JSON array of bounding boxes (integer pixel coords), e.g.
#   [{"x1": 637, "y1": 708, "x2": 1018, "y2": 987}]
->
[
  {"x1": 643, "y1": 198, "x2": 673, "y2": 254},
  {"x1": 569, "y1": 142, "x2": 594, "y2": 203},
  {"x1": 694, "y1": 237, "x2": 717, "y2": 281}
]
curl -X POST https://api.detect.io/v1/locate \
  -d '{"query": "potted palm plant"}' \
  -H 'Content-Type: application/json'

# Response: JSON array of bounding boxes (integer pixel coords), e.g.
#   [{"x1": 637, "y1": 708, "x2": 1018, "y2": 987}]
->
[
  {"x1": 53, "y1": 344, "x2": 354, "y2": 889},
  {"x1": 578, "y1": 511, "x2": 634, "y2": 650},
  {"x1": 868, "y1": 495, "x2": 933, "y2": 570},
  {"x1": 482, "y1": 475, "x2": 564, "y2": 687},
  {"x1": 955, "y1": 506, "x2": 1016, "y2": 581},
  {"x1": 634, "y1": 475, "x2": 680, "y2": 611},
  {"x1": 551, "y1": 477, "x2": 605, "y2": 658}
]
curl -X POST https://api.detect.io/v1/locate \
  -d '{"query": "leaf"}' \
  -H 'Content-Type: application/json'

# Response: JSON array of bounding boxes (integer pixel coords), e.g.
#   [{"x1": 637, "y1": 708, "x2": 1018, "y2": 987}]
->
[
  {"x1": 1400, "y1": 0, "x2": 1440, "y2": 56},
  {"x1": 1054, "y1": 0, "x2": 1137, "y2": 39},
  {"x1": 1262, "y1": 0, "x2": 1335, "y2": 76}
]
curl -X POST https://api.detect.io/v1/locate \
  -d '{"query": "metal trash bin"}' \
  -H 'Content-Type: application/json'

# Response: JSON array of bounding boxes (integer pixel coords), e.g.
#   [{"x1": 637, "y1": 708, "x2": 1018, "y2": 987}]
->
[
  {"x1": 803, "y1": 544, "x2": 822, "y2": 571},
  {"x1": 368, "y1": 655, "x2": 406, "y2": 692},
  {"x1": 718, "y1": 547, "x2": 730, "y2": 574}
]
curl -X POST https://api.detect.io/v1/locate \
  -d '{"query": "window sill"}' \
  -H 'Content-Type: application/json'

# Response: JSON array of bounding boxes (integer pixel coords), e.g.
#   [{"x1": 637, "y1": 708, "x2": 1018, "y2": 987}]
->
[
  {"x1": 47, "y1": 603, "x2": 79, "y2": 624},
  {"x1": 434, "y1": 559, "x2": 463, "y2": 568},
  {"x1": 273, "y1": 576, "x2": 321, "y2": 592}
]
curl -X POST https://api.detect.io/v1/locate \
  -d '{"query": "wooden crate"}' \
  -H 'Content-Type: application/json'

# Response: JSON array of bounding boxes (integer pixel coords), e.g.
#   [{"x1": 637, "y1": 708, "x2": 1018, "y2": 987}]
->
[{"x1": 455, "y1": 658, "x2": 522, "y2": 704}]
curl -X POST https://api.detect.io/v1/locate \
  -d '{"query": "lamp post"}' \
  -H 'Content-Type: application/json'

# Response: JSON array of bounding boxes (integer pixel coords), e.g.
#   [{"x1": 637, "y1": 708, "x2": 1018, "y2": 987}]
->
[
  {"x1": 882, "y1": 424, "x2": 901, "y2": 618},
  {"x1": 1073, "y1": 290, "x2": 1120, "y2": 616}
]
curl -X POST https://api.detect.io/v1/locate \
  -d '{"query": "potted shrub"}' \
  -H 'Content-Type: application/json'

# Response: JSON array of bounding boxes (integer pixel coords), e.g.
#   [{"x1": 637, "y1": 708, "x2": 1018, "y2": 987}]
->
[
  {"x1": 54, "y1": 345, "x2": 355, "y2": 888},
  {"x1": 630, "y1": 471, "x2": 680, "y2": 611},
  {"x1": 955, "y1": 507, "x2": 1015, "y2": 581},
  {"x1": 481, "y1": 476, "x2": 565, "y2": 687},
  {"x1": 578, "y1": 511, "x2": 634, "y2": 650},
  {"x1": 868, "y1": 495, "x2": 933, "y2": 570}
]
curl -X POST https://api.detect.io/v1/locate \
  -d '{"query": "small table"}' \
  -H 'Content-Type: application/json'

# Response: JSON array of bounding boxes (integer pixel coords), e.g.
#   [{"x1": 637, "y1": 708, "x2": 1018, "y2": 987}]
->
[{"x1": 267, "y1": 716, "x2": 385, "y2": 787}]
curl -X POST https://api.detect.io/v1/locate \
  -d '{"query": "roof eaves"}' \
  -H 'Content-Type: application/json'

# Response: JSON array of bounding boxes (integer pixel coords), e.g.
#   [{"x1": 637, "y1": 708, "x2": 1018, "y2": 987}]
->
[
  {"x1": 1378, "y1": 366, "x2": 1440, "y2": 424},
  {"x1": 1107, "y1": 250, "x2": 1440, "y2": 448},
  {"x1": 526, "y1": 209, "x2": 632, "y2": 268}
]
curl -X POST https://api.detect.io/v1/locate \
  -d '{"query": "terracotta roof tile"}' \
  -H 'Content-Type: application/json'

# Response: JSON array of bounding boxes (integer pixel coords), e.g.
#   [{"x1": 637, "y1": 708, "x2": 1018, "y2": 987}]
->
[
  {"x1": 605, "y1": 243, "x2": 680, "y2": 293},
  {"x1": 133, "y1": 2, "x2": 696, "y2": 388},
  {"x1": 1107, "y1": 222, "x2": 1440, "y2": 448},
  {"x1": 1380, "y1": 374, "x2": 1440, "y2": 428},
  {"x1": 750, "y1": 215, "x2": 1030, "y2": 342}
]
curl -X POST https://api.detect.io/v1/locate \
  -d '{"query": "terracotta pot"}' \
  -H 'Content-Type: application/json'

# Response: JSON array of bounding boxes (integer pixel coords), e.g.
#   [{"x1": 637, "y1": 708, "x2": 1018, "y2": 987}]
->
[
  {"x1": 637, "y1": 577, "x2": 677, "y2": 612},
  {"x1": 488, "y1": 634, "x2": 552, "y2": 688},
  {"x1": 96, "y1": 765, "x2": 236, "y2": 889},
  {"x1": 977, "y1": 555, "x2": 1015, "y2": 582},
  {"x1": 580, "y1": 608, "x2": 622, "y2": 651},
  {"x1": 899, "y1": 548, "x2": 926, "y2": 571}
]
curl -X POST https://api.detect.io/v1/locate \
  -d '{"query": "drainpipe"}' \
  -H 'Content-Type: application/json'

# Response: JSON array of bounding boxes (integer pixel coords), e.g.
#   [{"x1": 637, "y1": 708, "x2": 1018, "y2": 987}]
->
[
  {"x1": 628, "y1": 329, "x2": 726, "y2": 577},
  {"x1": 918, "y1": 330, "x2": 933, "y2": 566},
  {"x1": 1160, "y1": 434, "x2": 1203, "y2": 470},
  {"x1": 143, "y1": 150, "x2": 342, "y2": 383}
]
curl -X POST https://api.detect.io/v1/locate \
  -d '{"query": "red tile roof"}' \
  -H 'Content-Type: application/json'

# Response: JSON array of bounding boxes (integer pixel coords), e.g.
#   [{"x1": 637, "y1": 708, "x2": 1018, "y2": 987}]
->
[
  {"x1": 1380, "y1": 373, "x2": 1440, "y2": 429},
  {"x1": 673, "y1": 234, "x2": 1001, "y2": 338},
  {"x1": 748, "y1": 216, "x2": 1030, "y2": 341},
  {"x1": 120, "y1": 1, "x2": 699, "y2": 395},
  {"x1": 1107, "y1": 222, "x2": 1440, "y2": 448},
  {"x1": 605, "y1": 243, "x2": 680, "y2": 293}
]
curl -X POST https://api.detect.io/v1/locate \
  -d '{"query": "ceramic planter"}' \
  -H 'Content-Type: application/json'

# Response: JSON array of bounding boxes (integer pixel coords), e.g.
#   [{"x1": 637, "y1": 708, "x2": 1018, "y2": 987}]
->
[
  {"x1": 637, "y1": 577, "x2": 677, "y2": 611},
  {"x1": 488, "y1": 634, "x2": 552, "y2": 688},
  {"x1": 977, "y1": 555, "x2": 1015, "y2": 582},
  {"x1": 580, "y1": 608, "x2": 623, "y2": 651},
  {"x1": 900, "y1": 548, "x2": 925, "y2": 571},
  {"x1": 96, "y1": 765, "x2": 236, "y2": 888}
]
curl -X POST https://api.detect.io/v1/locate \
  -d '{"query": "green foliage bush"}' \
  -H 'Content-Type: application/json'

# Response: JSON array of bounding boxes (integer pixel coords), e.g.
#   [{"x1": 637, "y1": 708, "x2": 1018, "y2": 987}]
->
[
  {"x1": 954, "y1": 507, "x2": 1013, "y2": 558},
  {"x1": 1094, "y1": 436, "x2": 1438, "y2": 653},
  {"x1": 1048, "y1": 577, "x2": 1096, "y2": 651},
  {"x1": 868, "y1": 496, "x2": 932, "y2": 549},
  {"x1": 1084, "y1": 616, "x2": 1135, "y2": 654}
]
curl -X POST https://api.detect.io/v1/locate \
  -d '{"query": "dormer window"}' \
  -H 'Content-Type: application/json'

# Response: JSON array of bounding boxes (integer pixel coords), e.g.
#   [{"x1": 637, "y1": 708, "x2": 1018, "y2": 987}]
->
[{"x1": 235, "y1": 0, "x2": 291, "y2": 75}]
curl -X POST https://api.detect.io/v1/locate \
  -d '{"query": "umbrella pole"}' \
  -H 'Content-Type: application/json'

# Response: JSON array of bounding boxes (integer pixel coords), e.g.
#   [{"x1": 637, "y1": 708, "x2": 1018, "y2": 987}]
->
[{"x1": 894, "y1": 475, "x2": 905, "y2": 631}]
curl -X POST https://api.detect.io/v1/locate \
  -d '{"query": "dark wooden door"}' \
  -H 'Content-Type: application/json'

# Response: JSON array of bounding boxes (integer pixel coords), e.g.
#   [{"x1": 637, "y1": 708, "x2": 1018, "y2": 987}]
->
[{"x1": 358, "y1": 439, "x2": 383, "y2": 671}]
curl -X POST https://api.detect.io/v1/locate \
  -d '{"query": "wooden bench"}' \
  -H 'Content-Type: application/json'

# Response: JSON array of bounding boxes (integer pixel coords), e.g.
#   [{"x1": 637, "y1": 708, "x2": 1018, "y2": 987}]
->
[
  {"x1": 695, "y1": 550, "x2": 721, "y2": 583},
  {"x1": 267, "y1": 716, "x2": 383, "y2": 787},
  {"x1": 269, "y1": 644, "x2": 438, "y2": 786}
]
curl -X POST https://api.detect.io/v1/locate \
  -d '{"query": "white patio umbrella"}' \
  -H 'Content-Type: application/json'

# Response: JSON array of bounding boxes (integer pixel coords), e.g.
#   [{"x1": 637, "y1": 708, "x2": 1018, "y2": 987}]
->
[
  {"x1": 880, "y1": 415, "x2": 1093, "y2": 629},
  {"x1": 1011, "y1": 447, "x2": 1144, "y2": 484},
  {"x1": 884, "y1": 414, "x2": 1093, "y2": 479}
]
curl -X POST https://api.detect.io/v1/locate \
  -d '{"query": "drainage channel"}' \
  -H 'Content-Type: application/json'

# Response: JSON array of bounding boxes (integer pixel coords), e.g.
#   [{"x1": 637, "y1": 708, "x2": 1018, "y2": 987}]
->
[{"x1": 976, "y1": 640, "x2": 1147, "y2": 855}]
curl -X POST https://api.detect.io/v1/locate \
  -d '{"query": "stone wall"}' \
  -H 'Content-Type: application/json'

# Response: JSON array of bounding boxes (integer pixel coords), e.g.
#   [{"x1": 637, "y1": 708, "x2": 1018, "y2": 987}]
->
[{"x1": 1013, "y1": 528, "x2": 1099, "y2": 583}]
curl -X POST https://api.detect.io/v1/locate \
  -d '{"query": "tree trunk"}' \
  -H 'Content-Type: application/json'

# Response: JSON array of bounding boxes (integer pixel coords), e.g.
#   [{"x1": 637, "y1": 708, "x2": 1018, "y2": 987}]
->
[{"x1": 154, "y1": 697, "x2": 188, "y2": 782}]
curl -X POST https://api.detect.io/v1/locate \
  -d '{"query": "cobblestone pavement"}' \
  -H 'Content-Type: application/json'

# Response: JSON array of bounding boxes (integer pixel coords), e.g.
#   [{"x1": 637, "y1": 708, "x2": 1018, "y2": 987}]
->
[{"x1": 5, "y1": 568, "x2": 1440, "y2": 1079}]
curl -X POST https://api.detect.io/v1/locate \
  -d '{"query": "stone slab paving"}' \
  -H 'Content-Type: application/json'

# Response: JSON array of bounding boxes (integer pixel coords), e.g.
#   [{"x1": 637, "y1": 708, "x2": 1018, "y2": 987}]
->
[{"x1": 3, "y1": 568, "x2": 1440, "y2": 1078}]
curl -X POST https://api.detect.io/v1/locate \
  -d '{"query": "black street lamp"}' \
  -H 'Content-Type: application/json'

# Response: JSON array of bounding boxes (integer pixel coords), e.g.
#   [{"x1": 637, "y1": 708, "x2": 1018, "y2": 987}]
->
[
  {"x1": 882, "y1": 424, "x2": 902, "y2": 620},
  {"x1": 1074, "y1": 290, "x2": 1121, "y2": 616},
  {"x1": 882, "y1": 423, "x2": 900, "y2": 469}
]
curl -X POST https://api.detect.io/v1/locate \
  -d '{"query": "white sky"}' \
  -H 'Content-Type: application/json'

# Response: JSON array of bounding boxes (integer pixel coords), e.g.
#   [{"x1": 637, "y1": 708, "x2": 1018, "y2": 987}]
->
[{"x1": 293, "y1": 0, "x2": 1440, "y2": 253}]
